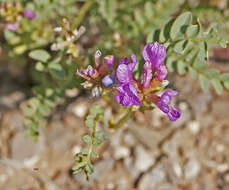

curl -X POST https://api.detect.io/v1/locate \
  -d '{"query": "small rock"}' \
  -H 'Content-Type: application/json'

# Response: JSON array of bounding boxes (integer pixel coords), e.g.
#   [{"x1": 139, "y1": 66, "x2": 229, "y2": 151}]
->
[
  {"x1": 184, "y1": 159, "x2": 200, "y2": 179},
  {"x1": 113, "y1": 146, "x2": 130, "y2": 160},
  {"x1": 135, "y1": 145, "x2": 153, "y2": 172},
  {"x1": 187, "y1": 120, "x2": 200, "y2": 134}
]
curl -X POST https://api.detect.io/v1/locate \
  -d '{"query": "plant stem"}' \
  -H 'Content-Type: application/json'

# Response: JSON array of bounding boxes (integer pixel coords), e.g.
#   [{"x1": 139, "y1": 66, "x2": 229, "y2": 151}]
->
[
  {"x1": 74, "y1": 0, "x2": 95, "y2": 28},
  {"x1": 110, "y1": 108, "x2": 133, "y2": 129}
]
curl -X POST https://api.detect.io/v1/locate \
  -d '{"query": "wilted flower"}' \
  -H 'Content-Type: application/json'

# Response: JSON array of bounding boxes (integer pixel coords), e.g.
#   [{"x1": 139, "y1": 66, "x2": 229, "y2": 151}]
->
[{"x1": 157, "y1": 90, "x2": 181, "y2": 121}]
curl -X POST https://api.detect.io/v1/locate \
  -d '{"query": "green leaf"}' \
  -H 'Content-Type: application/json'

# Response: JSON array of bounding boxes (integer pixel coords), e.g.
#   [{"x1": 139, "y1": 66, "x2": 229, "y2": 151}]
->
[
  {"x1": 13, "y1": 45, "x2": 27, "y2": 55},
  {"x1": 204, "y1": 69, "x2": 219, "y2": 78},
  {"x1": 29, "y1": 49, "x2": 51, "y2": 62},
  {"x1": 72, "y1": 162, "x2": 86, "y2": 172},
  {"x1": 23, "y1": 107, "x2": 36, "y2": 117},
  {"x1": 170, "y1": 12, "x2": 192, "y2": 40},
  {"x1": 90, "y1": 106, "x2": 103, "y2": 116},
  {"x1": 48, "y1": 63, "x2": 66, "y2": 79},
  {"x1": 197, "y1": 42, "x2": 208, "y2": 62},
  {"x1": 93, "y1": 139, "x2": 102, "y2": 146},
  {"x1": 91, "y1": 151, "x2": 99, "y2": 158},
  {"x1": 159, "y1": 19, "x2": 174, "y2": 43},
  {"x1": 85, "y1": 115, "x2": 94, "y2": 128},
  {"x1": 83, "y1": 135, "x2": 91, "y2": 144},
  {"x1": 186, "y1": 25, "x2": 199, "y2": 38},
  {"x1": 189, "y1": 67, "x2": 198, "y2": 79},
  {"x1": 219, "y1": 73, "x2": 229, "y2": 81},
  {"x1": 99, "y1": 0, "x2": 116, "y2": 24},
  {"x1": 174, "y1": 40, "x2": 188, "y2": 54},
  {"x1": 177, "y1": 60, "x2": 187, "y2": 75},
  {"x1": 219, "y1": 40, "x2": 228, "y2": 48},
  {"x1": 224, "y1": 81, "x2": 229, "y2": 90},
  {"x1": 199, "y1": 75, "x2": 209, "y2": 92},
  {"x1": 211, "y1": 79, "x2": 223, "y2": 95},
  {"x1": 95, "y1": 130, "x2": 107, "y2": 142},
  {"x1": 81, "y1": 149, "x2": 89, "y2": 155},
  {"x1": 166, "y1": 57, "x2": 176, "y2": 72},
  {"x1": 35, "y1": 62, "x2": 45, "y2": 71}
]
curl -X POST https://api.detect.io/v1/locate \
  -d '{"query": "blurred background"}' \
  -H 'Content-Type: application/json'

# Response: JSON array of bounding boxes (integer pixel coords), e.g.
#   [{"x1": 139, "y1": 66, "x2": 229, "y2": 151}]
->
[{"x1": 0, "y1": 0, "x2": 229, "y2": 189}]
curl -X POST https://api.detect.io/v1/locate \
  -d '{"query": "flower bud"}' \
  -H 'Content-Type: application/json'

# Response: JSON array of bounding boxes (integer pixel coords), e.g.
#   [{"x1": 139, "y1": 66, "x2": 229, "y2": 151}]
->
[
  {"x1": 104, "y1": 55, "x2": 114, "y2": 68},
  {"x1": 102, "y1": 75, "x2": 115, "y2": 87}
]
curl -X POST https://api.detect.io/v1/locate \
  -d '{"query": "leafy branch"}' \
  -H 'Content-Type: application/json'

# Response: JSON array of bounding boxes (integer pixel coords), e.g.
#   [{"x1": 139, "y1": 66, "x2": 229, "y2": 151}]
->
[
  {"x1": 72, "y1": 105, "x2": 107, "y2": 180},
  {"x1": 147, "y1": 12, "x2": 229, "y2": 94}
]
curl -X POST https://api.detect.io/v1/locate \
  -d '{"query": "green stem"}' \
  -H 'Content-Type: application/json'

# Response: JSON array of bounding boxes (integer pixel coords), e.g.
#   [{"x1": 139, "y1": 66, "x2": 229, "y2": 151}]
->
[
  {"x1": 87, "y1": 120, "x2": 96, "y2": 164},
  {"x1": 110, "y1": 108, "x2": 133, "y2": 129},
  {"x1": 74, "y1": 0, "x2": 96, "y2": 28}
]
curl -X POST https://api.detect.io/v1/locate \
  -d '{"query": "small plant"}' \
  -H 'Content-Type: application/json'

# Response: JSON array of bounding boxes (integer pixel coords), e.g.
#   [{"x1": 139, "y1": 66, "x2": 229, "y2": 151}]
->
[{"x1": 1, "y1": 0, "x2": 228, "y2": 181}]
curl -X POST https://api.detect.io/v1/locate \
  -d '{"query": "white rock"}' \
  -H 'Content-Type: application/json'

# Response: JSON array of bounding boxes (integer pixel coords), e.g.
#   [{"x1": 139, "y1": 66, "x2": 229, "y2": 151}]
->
[
  {"x1": 72, "y1": 102, "x2": 88, "y2": 118},
  {"x1": 185, "y1": 159, "x2": 200, "y2": 179},
  {"x1": 114, "y1": 146, "x2": 130, "y2": 160},
  {"x1": 173, "y1": 162, "x2": 183, "y2": 178},
  {"x1": 135, "y1": 145, "x2": 153, "y2": 172},
  {"x1": 187, "y1": 120, "x2": 200, "y2": 134}
]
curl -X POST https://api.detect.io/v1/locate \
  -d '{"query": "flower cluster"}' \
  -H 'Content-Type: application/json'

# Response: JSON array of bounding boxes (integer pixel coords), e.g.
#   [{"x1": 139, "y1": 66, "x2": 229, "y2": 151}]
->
[
  {"x1": 51, "y1": 18, "x2": 86, "y2": 57},
  {"x1": 0, "y1": 2, "x2": 35, "y2": 31},
  {"x1": 77, "y1": 42, "x2": 181, "y2": 121}
]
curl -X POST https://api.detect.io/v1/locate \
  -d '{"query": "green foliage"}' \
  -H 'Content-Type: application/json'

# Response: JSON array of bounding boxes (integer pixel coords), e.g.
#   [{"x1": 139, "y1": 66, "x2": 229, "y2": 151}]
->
[
  {"x1": 29, "y1": 49, "x2": 51, "y2": 63},
  {"x1": 73, "y1": 106, "x2": 106, "y2": 180},
  {"x1": 147, "y1": 11, "x2": 229, "y2": 94}
]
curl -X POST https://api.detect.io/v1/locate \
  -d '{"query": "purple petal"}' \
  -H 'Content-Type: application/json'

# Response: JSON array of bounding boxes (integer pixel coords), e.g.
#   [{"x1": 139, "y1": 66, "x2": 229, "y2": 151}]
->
[
  {"x1": 164, "y1": 90, "x2": 179, "y2": 97},
  {"x1": 157, "y1": 101, "x2": 170, "y2": 114},
  {"x1": 119, "y1": 57, "x2": 129, "y2": 65},
  {"x1": 5, "y1": 23, "x2": 19, "y2": 31},
  {"x1": 122, "y1": 95, "x2": 131, "y2": 106},
  {"x1": 142, "y1": 42, "x2": 166, "y2": 69},
  {"x1": 142, "y1": 62, "x2": 153, "y2": 88},
  {"x1": 156, "y1": 64, "x2": 168, "y2": 81},
  {"x1": 116, "y1": 64, "x2": 131, "y2": 83},
  {"x1": 87, "y1": 65, "x2": 95, "y2": 76},
  {"x1": 115, "y1": 83, "x2": 141, "y2": 106},
  {"x1": 23, "y1": 10, "x2": 36, "y2": 19},
  {"x1": 128, "y1": 53, "x2": 137, "y2": 72},
  {"x1": 160, "y1": 90, "x2": 178, "y2": 104},
  {"x1": 104, "y1": 55, "x2": 114, "y2": 68},
  {"x1": 102, "y1": 75, "x2": 115, "y2": 87},
  {"x1": 167, "y1": 106, "x2": 181, "y2": 121},
  {"x1": 115, "y1": 94, "x2": 121, "y2": 104}
]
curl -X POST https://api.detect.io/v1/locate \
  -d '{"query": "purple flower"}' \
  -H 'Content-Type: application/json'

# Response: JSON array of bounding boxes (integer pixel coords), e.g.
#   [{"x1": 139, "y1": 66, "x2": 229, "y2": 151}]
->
[
  {"x1": 142, "y1": 61, "x2": 153, "y2": 88},
  {"x1": 115, "y1": 54, "x2": 141, "y2": 106},
  {"x1": 116, "y1": 53, "x2": 136, "y2": 84},
  {"x1": 157, "y1": 90, "x2": 181, "y2": 121},
  {"x1": 115, "y1": 83, "x2": 141, "y2": 106},
  {"x1": 141, "y1": 42, "x2": 167, "y2": 87},
  {"x1": 23, "y1": 9, "x2": 36, "y2": 19},
  {"x1": 102, "y1": 75, "x2": 115, "y2": 87},
  {"x1": 104, "y1": 55, "x2": 114, "y2": 68},
  {"x1": 142, "y1": 42, "x2": 166, "y2": 69},
  {"x1": 156, "y1": 64, "x2": 168, "y2": 81},
  {"x1": 5, "y1": 23, "x2": 19, "y2": 31}
]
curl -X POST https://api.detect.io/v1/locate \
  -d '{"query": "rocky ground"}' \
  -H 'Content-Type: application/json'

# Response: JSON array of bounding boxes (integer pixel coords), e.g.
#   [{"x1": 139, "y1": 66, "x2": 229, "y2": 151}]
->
[{"x1": 0, "y1": 53, "x2": 229, "y2": 190}]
